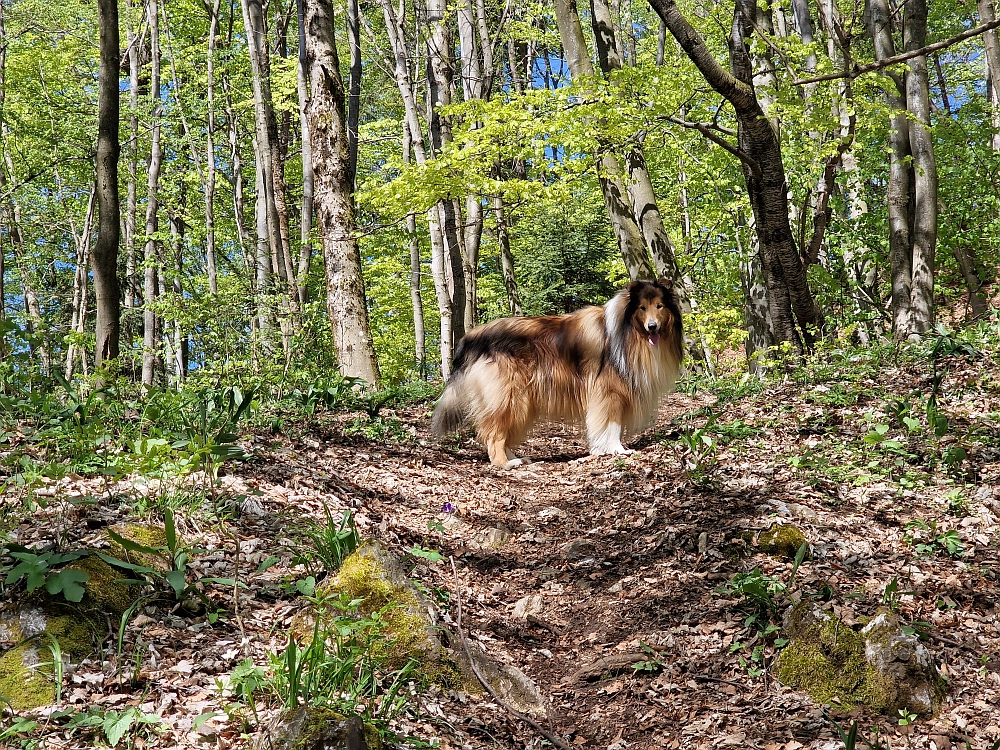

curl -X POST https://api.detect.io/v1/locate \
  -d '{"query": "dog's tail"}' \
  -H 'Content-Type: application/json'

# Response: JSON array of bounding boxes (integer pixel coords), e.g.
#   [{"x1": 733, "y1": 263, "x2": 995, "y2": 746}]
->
[{"x1": 431, "y1": 375, "x2": 468, "y2": 435}]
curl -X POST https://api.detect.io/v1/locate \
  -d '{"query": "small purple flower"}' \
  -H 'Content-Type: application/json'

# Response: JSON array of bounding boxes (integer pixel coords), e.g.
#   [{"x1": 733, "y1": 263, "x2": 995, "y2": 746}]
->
[{"x1": 441, "y1": 502, "x2": 455, "y2": 514}]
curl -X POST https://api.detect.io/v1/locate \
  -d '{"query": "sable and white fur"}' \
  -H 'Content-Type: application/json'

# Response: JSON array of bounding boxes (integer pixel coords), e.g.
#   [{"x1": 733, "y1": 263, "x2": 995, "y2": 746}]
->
[{"x1": 432, "y1": 279, "x2": 683, "y2": 468}]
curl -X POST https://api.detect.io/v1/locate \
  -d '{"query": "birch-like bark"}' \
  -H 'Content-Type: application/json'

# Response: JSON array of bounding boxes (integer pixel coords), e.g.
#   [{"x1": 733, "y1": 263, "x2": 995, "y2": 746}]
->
[
  {"x1": 403, "y1": 127, "x2": 426, "y2": 374},
  {"x1": 979, "y1": 0, "x2": 1000, "y2": 150},
  {"x1": 205, "y1": 0, "x2": 221, "y2": 295},
  {"x1": 903, "y1": 0, "x2": 937, "y2": 336},
  {"x1": 94, "y1": 0, "x2": 122, "y2": 366},
  {"x1": 66, "y1": 189, "x2": 96, "y2": 380},
  {"x1": 302, "y1": 0, "x2": 380, "y2": 384},
  {"x1": 377, "y1": 0, "x2": 454, "y2": 376},
  {"x1": 347, "y1": 0, "x2": 362, "y2": 189},
  {"x1": 125, "y1": 6, "x2": 140, "y2": 309},
  {"x1": 426, "y1": 0, "x2": 468, "y2": 342},
  {"x1": 553, "y1": 0, "x2": 654, "y2": 280},
  {"x1": 297, "y1": 0, "x2": 314, "y2": 305},
  {"x1": 142, "y1": 0, "x2": 163, "y2": 386}
]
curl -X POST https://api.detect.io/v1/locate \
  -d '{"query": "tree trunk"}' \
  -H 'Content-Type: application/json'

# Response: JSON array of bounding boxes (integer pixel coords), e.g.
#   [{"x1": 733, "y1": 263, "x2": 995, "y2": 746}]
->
[
  {"x1": 302, "y1": 0, "x2": 380, "y2": 384},
  {"x1": 979, "y1": 0, "x2": 1000, "y2": 150},
  {"x1": 552, "y1": 0, "x2": 655, "y2": 280},
  {"x1": 492, "y1": 194, "x2": 523, "y2": 316},
  {"x1": 142, "y1": 0, "x2": 163, "y2": 387},
  {"x1": 648, "y1": 0, "x2": 825, "y2": 351},
  {"x1": 903, "y1": 0, "x2": 937, "y2": 336},
  {"x1": 94, "y1": 0, "x2": 122, "y2": 367},
  {"x1": 204, "y1": 0, "x2": 221, "y2": 295},
  {"x1": 125, "y1": 5, "x2": 140, "y2": 309},
  {"x1": 346, "y1": 0, "x2": 361, "y2": 189},
  {"x1": 66, "y1": 189, "x2": 97, "y2": 380},
  {"x1": 426, "y1": 0, "x2": 468, "y2": 343},
  {"x1": 377, "y1": 0, "x2": 455, "y2": 376},
  {"x1": 297, "y1": 0, "x2": 314, "y2": 305},
  {"x1": 403, "y1": 127, "x2": 426, "y2": 375}
]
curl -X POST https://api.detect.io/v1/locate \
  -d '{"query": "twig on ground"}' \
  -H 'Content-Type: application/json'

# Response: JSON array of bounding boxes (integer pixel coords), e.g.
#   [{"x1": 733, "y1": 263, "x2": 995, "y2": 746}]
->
[{"x1": 450, "y1": 556, "x2": 572, "y2": 750}]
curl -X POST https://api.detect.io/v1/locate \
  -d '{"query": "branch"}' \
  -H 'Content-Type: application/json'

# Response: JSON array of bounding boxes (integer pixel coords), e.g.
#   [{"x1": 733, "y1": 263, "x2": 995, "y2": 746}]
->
[
  {"x1": 794, "y1": 17, "x2": 1000, "y2": 86},
  {"x1": 663, "y1": 115, "x2": 761, "y2": 178},
  {"x1": 449, "y1": 557, "x2": 572, "y2": 750}
]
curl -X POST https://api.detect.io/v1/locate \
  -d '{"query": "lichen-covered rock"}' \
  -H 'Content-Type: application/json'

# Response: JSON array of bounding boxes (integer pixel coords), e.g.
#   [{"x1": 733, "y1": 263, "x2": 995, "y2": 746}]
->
[
  {"x1": 253, "y1": 706, "x2": 381, "y2": 750},
  {"x1": 861, "y1": 610, "x2": 947, "y2": 717},
  {"x1": 757, "y1": 523, "x2": 811, "y2": 560},
  {"x1": 64, "y1": 555, "x2": 137, "y2": 615},
  {"x1": 777, "y1": 602, "x2": 946, "y2": 717}
]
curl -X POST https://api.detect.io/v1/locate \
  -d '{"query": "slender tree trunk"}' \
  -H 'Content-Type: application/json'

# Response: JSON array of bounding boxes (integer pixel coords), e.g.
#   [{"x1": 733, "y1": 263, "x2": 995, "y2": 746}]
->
[
  {"x1": 302, "y1": 0, "x2": 380, "y2": 384},
  {"x1": 426, "y1": 0, "x2": 468, "y2": 344},
  {"x1": 297, "y1": 0, "x2": 314, "y2": 305},
  {"x1": 66, "y1": 188, "x2": 96, "y2": 379},
  {"x1": 903, "y1": 0, "x2": 937, "y2": 336},
  {"x1": 492, "y1": 194, "x2": 522, "y2": 316},
  {"x1": 125, "y1": 5, "x2": 140, "y2": 309},
  {"x1": 169, "y1": 200, "x2": 187, "y2": 380},
  {"x1": 979, "y1": 0, "x2": 1000, "y2": 150},
  {"x1": 553, "y1": 0, "x2": 655, "y2": 280},
  {"x1": 377, "y1": 0, "x2": 454, "y2": 376},
  {"x1": 205, "y1": 0, "x2": 221, "y2": 295},
  {"x1": 94, "y1": 0, "x2": 122, "y2": 367},
  {"x1": 402, "y1": 127, "x2": 426, "y2": 375},
  {"x1": 346, "y1": 0, "x2": 361, "y2": 189},
  {"x1": 142, "y1": 0, "x2": 163, "y2": 387}
]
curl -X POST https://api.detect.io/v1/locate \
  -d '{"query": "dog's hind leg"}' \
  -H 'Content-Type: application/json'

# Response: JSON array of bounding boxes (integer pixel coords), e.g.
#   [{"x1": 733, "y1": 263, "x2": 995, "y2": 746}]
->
[{"x1": 482, "y1": 433, "x2": 527, "y2": 469}]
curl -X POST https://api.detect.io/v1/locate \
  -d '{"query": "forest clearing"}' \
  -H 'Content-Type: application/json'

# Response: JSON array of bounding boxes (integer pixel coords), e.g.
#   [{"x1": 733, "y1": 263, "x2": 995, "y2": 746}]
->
[{"x1": 2, "y1": 0, "x2": 1000, "y2": 747}]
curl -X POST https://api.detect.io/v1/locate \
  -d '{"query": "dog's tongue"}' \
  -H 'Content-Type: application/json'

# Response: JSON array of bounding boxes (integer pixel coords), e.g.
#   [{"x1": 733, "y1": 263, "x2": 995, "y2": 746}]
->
[{"x1": 648, "y1": 332, "x2": 661, "y2": 347}]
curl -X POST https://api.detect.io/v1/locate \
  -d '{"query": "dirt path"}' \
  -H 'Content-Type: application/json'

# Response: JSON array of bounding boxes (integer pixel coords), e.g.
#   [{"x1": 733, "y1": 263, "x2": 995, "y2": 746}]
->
[
  {"x1": 241, "y1": 366, "x2": 1000, "y2": 750},
  {"x1": 9, "y1": 357, "x2": 1000, "y2": 750}
]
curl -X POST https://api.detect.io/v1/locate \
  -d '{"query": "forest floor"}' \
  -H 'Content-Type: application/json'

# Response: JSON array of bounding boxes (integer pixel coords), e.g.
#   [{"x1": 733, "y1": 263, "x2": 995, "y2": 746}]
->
[{"x1": 5, "y1": 343, "x2": 1000, "y2": 750}]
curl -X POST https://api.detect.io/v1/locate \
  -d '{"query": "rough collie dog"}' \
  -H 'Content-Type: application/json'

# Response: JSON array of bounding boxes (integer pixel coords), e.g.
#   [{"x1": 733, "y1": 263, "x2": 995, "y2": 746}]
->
[{"x1": 432, "y1": 279, "x2": 683, "y2": 468}]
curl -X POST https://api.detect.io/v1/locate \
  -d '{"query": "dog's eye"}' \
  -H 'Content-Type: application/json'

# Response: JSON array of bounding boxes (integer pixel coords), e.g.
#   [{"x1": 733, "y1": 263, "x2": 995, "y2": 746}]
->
[
  {"x1": 640, "y1": 305, "x2": 646, "y2": 311},
  {"x1": 656, "y1": 304, "x2": 663, "y2": 310}
]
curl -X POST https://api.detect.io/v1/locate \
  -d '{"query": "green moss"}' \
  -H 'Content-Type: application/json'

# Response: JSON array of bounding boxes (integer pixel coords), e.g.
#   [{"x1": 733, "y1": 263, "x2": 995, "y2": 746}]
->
[
  {"x1": 44, "y1": 615, "x2": 97, "y2": 660},
  {"x1": 277, "y1": 706, "x2": 383, "y2": 750},
  {"x1": 67, "y1": 555, "x2": 138, "y2": 615},
  {"x1": 758, "y1": 523, "x2": 810, "y2": 560},
  {"x1": 106, "y1": 523, "x2": 170, "y2": 572},
  {"x1": 323, "y1": 551, "x2": 434, "y2": 667},
  {"x1": 777, "y1": 617, "x2": 893, "y2": 711},
  {"x1": 0, "y1": 644, "x2": 56, "y2": 710}
]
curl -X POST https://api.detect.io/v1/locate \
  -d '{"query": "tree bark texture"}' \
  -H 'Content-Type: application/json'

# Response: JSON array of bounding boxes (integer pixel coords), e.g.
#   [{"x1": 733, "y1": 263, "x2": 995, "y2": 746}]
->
[
  {"x1": 297, "y1": 0, "x2": 314, "y2": 306},
  {"x1": 94, "y1": 0, "x2": 122, "y2": 366},
  {"x1": 647, "y1": 0, "x2": 825, "y2": 351},
  {"x1": 302, "y1": 0, "x2": 380, "y2": 384},
  {"x1": 142, "y1": 0, "x2": 163, "y2": 387},
  {"x1": 552, "y1": 0, "x2": 655, "y2": 281},
  {"x1": 979, "y1": 0, "x2": 1000, "y2": 150}
]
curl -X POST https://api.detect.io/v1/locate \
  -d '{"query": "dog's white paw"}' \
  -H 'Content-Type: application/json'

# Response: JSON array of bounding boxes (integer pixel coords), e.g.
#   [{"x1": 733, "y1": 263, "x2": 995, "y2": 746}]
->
[{"x1": 502, "y1": 458, "x2": 529, "y2": 469}]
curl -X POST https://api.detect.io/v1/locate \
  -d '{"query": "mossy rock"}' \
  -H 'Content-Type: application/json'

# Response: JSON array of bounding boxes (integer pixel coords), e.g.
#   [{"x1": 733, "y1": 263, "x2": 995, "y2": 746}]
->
[
  {"x1": 777, "y1": 602, "x2": 946, "y2": 717},
  {"x1": 0, "y1": 642, "x2": 58, "y2": 711},
  {"x1": 294, "y1": 540, "x2": 442, "y2": 671},
  {"x1": 106, "y1": 523, "x2": 171, "y2": 573},
  {"x1": 0, "y1": 553, "x2": 143, "y2": 711},
  {"x1": 757, "y1": 523, "x2": 811, "y2": 561},
  {"x1": 254, "y1": 706, "x2": 382, "y2": 750},
  {"x1": 64, "y1": 554, "x2": 139, "y2": 616}
]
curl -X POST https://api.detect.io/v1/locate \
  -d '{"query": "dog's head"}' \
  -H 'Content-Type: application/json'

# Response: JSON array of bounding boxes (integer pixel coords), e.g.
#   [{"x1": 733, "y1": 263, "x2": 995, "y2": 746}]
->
[{"x1": 626, "y1": 278, "x2": 681, "y2": 348}]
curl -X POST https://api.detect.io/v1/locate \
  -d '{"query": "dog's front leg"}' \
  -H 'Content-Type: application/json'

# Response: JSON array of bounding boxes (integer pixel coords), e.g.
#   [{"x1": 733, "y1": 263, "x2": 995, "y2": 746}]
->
[{"x1": 588, "y1": 421, "x2": 633, "y2": 455}]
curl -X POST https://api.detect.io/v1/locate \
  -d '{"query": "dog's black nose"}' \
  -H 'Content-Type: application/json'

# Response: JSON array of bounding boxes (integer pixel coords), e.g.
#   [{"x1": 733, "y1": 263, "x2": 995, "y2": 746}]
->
[{"x1": 647, "y1": 321, "x2": 658, "y2": 331}]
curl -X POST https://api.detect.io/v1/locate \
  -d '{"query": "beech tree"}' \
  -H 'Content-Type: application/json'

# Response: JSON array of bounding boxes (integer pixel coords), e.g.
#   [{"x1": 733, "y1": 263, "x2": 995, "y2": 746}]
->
[{"x1": 302, "y1": 0, "x2": 379, "y2": 384}]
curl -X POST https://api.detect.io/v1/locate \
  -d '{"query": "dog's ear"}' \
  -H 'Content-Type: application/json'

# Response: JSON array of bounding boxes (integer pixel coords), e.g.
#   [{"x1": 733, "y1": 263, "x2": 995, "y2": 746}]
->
[{"x1": 656, "y1": 277, "x2": 674, "y2": 291}]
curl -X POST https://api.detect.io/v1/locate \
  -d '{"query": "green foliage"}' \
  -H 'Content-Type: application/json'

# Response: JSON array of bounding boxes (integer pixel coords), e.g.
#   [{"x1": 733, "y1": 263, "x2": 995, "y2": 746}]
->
[
  {"x1": 266, "y1": 593, "x2": 421, "y2": 725},
  {"x1": 296, "y1": 508, "x2": 361, "y2": 577},
  {"x1": 903, "y1": 520, "x2": 966, "y2": 558},
  {"x1": 1, "y1": 547, "x2": 90, "y2": 603}
]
